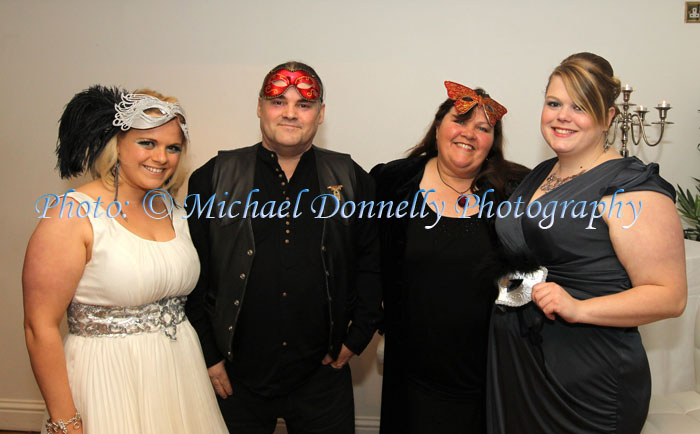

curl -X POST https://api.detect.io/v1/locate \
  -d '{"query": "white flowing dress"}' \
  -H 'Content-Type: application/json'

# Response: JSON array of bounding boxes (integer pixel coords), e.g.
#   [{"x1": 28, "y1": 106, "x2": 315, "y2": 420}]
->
[{"x1": 42, "y1": 191, "x2": 228, "y2": 434}]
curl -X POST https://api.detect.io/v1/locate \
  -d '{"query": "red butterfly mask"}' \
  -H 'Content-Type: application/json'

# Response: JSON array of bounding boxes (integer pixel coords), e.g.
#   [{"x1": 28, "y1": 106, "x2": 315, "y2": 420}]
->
[{"x1": 444, "y1": 81, "x2": 507, "y2": 126}]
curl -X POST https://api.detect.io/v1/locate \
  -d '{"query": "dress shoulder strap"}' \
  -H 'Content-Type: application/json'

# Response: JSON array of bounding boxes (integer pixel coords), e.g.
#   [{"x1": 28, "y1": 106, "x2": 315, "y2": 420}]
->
[{"x1": 61, "y1": 190, "x2": 117, "y2": 235}]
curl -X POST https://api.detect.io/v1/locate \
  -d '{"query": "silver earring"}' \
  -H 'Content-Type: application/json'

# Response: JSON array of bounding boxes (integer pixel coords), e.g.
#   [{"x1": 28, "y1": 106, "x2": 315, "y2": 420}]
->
[
  {"x1": 603, "y1": 129, "x2": 611, "y2": 152},
  {"x1": 113, "y1": 160, "x2": 120, "y2": 202}
]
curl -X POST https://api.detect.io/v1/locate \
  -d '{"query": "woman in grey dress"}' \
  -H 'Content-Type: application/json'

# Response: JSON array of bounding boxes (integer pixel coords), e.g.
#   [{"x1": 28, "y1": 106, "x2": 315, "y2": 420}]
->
[{"x1": 487, "y1": 52, "x2": 687, "y2": 434}]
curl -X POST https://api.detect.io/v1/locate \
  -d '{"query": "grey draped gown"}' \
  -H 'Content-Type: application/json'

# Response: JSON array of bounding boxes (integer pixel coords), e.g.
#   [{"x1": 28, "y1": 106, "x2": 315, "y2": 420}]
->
[{"x1": 487, "y1": 157, "x2": 675, "y2": 434}]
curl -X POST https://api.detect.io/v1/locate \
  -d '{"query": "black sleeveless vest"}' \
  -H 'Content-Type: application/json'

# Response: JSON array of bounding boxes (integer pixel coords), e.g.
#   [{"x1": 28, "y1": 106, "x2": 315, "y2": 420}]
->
[{"x1": 205, "y1": 144, "x2": 358, "y2": 361}]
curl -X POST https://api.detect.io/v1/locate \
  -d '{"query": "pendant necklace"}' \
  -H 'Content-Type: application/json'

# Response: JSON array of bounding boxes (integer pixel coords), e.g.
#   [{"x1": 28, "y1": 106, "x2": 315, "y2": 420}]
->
[
  {"x1": 540, "y1": 148, "x2": 608, "y2": 193},
  {"x1": 540, "y1": 170, "x2": 583, "y2": 193},
  {"x1": 436, "y1": 160, "x2": 471, "y2": 207}
]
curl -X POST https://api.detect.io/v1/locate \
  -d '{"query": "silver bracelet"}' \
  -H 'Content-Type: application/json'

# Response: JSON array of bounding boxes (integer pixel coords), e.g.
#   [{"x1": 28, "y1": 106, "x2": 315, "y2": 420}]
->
[{"x1": 45, "y1": 411, "x2": 82, "y2": 433}]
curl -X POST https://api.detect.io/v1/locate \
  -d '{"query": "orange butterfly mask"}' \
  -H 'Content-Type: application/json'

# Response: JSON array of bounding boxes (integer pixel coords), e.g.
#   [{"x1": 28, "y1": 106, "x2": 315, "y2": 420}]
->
[{"x1": 444, "y1": 81, "x2": 507, "y2": 126}]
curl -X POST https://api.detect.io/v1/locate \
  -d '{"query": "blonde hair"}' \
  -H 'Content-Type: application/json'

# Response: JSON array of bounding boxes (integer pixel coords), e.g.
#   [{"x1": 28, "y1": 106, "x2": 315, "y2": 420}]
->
[
  {"x1": 92, "y1": 88, "x2": 189, "y2": 196},
  {"x1": 547, "y1": 52, "x2": 621, "y2": 128}
]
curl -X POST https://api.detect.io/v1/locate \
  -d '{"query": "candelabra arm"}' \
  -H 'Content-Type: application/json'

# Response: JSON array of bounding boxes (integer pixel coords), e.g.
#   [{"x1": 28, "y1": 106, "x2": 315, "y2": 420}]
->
[
  {"x1": 609, "y1": 88, "x2": 671, "y2": 156},
  {"x1": 629, "y1": 114, "x2": 642, "y2": 146},
  {"x1": 638, "y1": 120, "x2": 666, "y2": 147}
]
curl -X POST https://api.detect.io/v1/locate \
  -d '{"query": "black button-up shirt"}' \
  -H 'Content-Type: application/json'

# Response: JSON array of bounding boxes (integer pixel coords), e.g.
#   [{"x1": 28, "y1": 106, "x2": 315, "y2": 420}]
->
[
  {"x1": 188, "y1": 145, "x2": 327, "y2": 397},
  {"x1": 187, "y1": 143, "x2": 383, "y2": 398},
  {"x1": 232, "y1": 146, "x2": 328, "y2": 396}
]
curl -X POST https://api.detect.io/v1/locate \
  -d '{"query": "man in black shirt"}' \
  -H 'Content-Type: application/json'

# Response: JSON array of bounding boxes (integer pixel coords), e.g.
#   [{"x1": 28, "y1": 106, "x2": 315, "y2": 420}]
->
[{"x1": 185, "y1": 61, "x2": 382, "y2": 433}]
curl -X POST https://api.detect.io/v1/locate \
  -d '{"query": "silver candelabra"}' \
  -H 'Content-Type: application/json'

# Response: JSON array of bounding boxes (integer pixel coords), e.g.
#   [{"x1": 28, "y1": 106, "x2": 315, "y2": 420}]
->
[{"x1": 606, "y1": 84, "x2": 672, "y2": 157}]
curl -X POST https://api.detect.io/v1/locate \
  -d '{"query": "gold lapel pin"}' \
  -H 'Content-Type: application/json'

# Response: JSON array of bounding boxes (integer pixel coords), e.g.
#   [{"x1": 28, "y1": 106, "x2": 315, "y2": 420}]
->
[{"x1": 327, "y1": 185, "x2": 343, "y2": 201}]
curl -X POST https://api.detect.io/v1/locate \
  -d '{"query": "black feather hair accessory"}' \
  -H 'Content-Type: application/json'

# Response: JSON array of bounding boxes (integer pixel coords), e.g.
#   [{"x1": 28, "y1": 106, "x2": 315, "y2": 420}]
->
[
  {"x1": 56, "y1": 85, "x2": 126, "y2": 178},
  {"x1": 478, "y1": 244, "x2": 547, "y2": 308},
  {"x1": 479, "y1": 245, "x2": 542, "y2": 286}
]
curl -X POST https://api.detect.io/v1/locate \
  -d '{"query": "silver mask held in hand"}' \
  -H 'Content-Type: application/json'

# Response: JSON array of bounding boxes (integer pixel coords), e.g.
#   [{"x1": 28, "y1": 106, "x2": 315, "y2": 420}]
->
[{"x1": 495, "y1": 266, "x2": 548, "y2": 308}]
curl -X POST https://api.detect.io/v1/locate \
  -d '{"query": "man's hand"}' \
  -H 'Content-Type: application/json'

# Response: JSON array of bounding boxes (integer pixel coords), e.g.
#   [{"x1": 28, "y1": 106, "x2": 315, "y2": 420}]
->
[
  {"x1": 321, "y1": 344, "x2": 355, "y2": 369},
  {"x1": 208, "y1": 360, "x2": 233, "y2": 399}
]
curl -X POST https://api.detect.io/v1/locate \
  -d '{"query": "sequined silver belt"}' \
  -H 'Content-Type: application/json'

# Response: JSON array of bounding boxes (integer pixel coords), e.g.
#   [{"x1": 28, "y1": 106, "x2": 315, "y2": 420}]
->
[{"x1": 67, "y1": 296, "x2": 187, "y2": 340}]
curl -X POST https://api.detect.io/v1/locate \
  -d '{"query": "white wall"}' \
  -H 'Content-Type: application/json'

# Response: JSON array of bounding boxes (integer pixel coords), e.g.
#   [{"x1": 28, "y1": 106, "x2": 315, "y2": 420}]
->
[{"x1": 1, "y1": 0, "x2": 698, "y2": 431}]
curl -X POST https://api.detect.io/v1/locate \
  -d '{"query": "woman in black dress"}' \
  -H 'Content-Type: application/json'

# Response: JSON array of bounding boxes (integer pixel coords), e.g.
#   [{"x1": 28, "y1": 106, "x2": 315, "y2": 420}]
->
[
  {"x1": 487, "y1": 52, "x2": 687, "y2": 433},
  {"x1": 372, "y1": 81, "x2": 528, "y2": 434}
]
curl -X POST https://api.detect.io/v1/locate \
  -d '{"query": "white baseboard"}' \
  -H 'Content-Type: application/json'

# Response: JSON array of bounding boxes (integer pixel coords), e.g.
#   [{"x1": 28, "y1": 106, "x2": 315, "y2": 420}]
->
[
  {"x1": 0, "y1": 398, "x2": 45, "y2": 431},
  {"x1": 355, "y1": 416, "x2": 381, "y2": 433},
  {"x1": 0, "y1": 399, "x2": 380, "y2": 434}
]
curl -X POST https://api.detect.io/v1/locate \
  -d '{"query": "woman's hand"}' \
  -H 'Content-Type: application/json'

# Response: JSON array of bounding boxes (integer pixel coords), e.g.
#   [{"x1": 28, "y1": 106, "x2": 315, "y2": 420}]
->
[{"x1": 531, "y1": 282, "x2": 581, "y2": 323}]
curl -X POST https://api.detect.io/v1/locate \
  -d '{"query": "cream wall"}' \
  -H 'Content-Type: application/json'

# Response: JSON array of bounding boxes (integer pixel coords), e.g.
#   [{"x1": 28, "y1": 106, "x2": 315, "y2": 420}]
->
[{"x1": 1, "y1": 0, "x2": 699, "y2": 431}]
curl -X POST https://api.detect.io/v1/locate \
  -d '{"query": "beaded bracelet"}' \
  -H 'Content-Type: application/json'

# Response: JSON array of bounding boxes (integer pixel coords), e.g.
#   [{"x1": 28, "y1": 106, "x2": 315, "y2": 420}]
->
[{"x1": 45, "y1": 411, "x2": 82, "y2": 433}]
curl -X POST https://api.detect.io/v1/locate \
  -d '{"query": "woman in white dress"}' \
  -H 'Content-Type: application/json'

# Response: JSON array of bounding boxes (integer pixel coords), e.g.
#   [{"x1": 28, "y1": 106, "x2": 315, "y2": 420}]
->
[{"x1": 23, "y1": 86, "x2": 228, "y2": 433}]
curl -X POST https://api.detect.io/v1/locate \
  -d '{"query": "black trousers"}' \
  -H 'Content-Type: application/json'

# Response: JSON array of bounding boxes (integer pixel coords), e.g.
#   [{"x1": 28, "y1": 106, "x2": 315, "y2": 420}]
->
[{"x1": 218, "y1": 364, "x2": 355, "y2": 434}]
